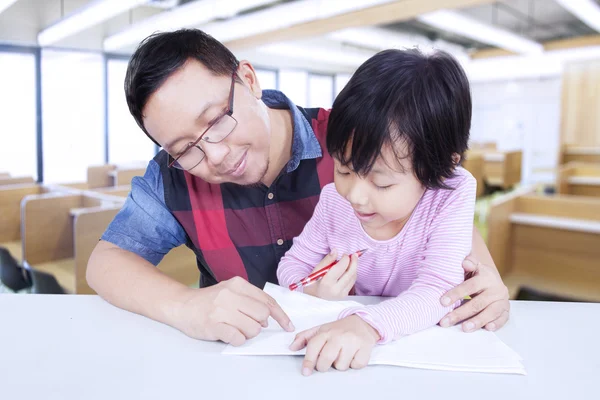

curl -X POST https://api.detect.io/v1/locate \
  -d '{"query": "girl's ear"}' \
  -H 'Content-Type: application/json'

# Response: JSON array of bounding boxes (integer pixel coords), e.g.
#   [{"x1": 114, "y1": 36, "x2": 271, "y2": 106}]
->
[{"x1": 452, "y1": 153, "x2": 461, "y2": 165}]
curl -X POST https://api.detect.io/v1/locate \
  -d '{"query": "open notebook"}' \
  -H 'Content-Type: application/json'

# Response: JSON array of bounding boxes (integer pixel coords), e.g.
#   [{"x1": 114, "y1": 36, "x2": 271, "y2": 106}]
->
[{"x1": 223, "y1": 283, "x2": 526, "y2": 375}]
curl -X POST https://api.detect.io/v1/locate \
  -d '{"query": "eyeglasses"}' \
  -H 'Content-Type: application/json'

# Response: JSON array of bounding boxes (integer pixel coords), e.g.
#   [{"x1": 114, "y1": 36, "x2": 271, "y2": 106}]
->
[{"x1": 168, "y1": 71, "x2": 238, "y2": 170}]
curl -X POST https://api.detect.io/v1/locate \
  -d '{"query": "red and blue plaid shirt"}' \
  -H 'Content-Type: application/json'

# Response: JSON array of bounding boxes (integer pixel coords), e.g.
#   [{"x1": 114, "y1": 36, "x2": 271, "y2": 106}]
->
[{"x1": 102, "y1": 90, "x2": 333, "y2": 288}]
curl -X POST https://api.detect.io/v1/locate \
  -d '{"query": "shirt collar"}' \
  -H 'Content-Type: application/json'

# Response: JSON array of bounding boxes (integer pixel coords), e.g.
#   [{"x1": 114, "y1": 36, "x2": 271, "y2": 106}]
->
[{"x1": 261, "y1": 89, "x2": 322, "y2": 172}]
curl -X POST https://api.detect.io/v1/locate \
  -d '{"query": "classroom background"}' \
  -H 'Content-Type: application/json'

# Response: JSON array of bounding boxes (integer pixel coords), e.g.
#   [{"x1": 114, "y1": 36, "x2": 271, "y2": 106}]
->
[{"x1": 1, "y1": 0, "x2": 599, "y2": 302}]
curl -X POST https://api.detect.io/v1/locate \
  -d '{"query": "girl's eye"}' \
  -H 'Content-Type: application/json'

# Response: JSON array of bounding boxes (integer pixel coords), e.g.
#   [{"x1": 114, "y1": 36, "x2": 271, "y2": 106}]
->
[
  {"x1": 375, "y1": 184, "x2": 393, "y2": 190},
  {"x1": 336, "y1": 169, "x2": 350, "y2": 176}
]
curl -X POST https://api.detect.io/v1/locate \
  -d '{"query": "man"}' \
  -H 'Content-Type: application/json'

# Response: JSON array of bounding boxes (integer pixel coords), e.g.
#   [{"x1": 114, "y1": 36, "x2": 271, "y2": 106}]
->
[{"x1": 87, "y1": 29, "x2": 510, "y2": 348}]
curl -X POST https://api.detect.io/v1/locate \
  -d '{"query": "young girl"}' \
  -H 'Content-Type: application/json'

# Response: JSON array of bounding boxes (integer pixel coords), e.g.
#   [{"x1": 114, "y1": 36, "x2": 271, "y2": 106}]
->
[{"x1": 276, "y1": 48, "x2": 476, "y2": 376}]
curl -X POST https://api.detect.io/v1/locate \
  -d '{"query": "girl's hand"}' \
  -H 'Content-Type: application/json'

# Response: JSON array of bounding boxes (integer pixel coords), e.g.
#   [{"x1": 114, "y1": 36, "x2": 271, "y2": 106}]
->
[
  {"x1": 289, "y1": 315, "x2": 380, "y2": 376},
  {"x1": 303, "y1": 249, "x2": 358, "y2": 300}
]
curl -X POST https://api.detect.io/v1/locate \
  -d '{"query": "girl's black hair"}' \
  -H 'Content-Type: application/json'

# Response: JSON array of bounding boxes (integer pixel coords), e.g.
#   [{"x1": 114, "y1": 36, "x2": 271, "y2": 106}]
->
[{"x1": 326, "y1": 48, "x2": 472, "y2": 189}]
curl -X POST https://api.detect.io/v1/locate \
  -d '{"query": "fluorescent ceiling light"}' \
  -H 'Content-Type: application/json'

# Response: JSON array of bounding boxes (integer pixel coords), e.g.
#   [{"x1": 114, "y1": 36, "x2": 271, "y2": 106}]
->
[
  {"x1": 555, "y1": 0, "x2": 600, "y2": 32},
  {"x1": 418, "y1": 9, "x2": 544, "y2": 55},
  {"x1": 104, "y1": 0, "x2": 279, "y2": 51},
  {"x1": 0, "y1": 0, "x2": 18, "y2": 15},
  {"x1": 327, "y1": 27, "x2": 430, "y2": 51},
  {"x1": 258, "y1": 40, "x2": 374, "y2": 68},
  {"x1": 466, "y1": 45, "x2": 600, "y2": 82},
  {"x1": 326, "y1": 27, "x2": 471, "y2": 65},
  {"x1": 38, "y1": 0, "x2": 149, "y2": 46},
  {"x1": 201, "y1": 0, "x2": 396, "y2": 44}
]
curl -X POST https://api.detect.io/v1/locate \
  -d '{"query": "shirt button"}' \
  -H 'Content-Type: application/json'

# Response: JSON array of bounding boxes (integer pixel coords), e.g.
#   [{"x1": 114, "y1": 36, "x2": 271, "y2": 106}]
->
[
  {"x1": 277, "y1": 239, "x2": 284, "y2": 246},
  {"x1": 268, "y1": 193, "x2": 274, "y2": 200}
]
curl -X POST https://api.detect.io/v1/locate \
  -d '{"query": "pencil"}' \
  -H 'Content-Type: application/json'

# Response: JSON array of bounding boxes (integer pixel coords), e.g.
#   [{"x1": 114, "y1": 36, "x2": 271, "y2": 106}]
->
[{"x1": 288, "y1": 248, "x2": 368, "y2": 291}]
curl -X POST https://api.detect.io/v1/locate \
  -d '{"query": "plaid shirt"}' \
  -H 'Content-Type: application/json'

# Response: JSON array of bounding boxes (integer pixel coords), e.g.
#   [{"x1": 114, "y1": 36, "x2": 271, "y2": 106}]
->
[{"x1": 102, "y1": 90, "x2": 333, "y2": 288}]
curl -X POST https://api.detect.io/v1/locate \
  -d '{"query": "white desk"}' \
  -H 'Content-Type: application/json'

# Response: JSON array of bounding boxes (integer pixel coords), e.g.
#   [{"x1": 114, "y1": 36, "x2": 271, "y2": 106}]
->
[{"x1": 1, "y1": 295, "x2": 599, "y2": 400}]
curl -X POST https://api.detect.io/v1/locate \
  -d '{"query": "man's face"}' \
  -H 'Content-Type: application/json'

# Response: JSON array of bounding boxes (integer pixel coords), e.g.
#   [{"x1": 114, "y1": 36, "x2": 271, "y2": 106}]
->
[{"x1": 143, "y1": 59, "x2": 271, "y2": 185}]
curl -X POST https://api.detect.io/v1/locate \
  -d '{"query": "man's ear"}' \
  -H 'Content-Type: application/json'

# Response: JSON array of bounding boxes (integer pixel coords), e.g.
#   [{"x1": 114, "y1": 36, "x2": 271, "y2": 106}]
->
[{"x1": 237, "y1": 60, "x2": 262, "y2": 99}]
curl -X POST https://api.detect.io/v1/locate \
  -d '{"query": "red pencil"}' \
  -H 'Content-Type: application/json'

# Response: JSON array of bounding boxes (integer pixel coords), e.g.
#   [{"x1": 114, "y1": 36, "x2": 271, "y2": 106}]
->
[{"x1": 288, "y1": 249, "x2": 368, "y2": 291}]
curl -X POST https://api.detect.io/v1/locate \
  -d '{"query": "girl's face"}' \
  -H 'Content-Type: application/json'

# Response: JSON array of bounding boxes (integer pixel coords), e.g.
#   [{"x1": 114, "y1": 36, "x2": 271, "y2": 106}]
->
[{"x1": 333, "y1": 141, "x2": 426, "y2": 241}]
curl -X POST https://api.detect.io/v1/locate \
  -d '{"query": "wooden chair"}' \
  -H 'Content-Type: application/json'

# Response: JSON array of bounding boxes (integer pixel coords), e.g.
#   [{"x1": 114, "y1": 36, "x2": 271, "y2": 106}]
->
[
  {"x1": 468, "y1": 150, "x2": 522, "y2": 190},
  {"x1": 488, "y1": 191, "x2": 600, "y2": 302},
  {"x1": 0, "y1": 183, "x2": 48, "y2": 244},
  {"x1": 109, "y1": 168, "x2": 145, "y2": 187},
  {"x1": 557, "y1": 162, "x2": 600, "y2": 198},
  {"x1": 19, "y1": 192, "x2": 124, "y2": 293},
  {"x1": 20, "y1": 191, "x2": 198, "y2": 294}
]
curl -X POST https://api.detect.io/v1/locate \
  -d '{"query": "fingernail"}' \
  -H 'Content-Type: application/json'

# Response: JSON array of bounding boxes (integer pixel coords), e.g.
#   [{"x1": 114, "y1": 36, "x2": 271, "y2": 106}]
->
[
  {"x1": 441, "y1": 296, "x2": 452, "y2": 306},
  {"x1": 302, "y1": 368, "x2": 312, "y2": 376},
  {"x1": 463, "y1": 259, "x2": 475, "y2": 268},
  {"x1": 487, "y1": 322, "x2": 496, "y2": 331},
  {"x1": 288, "y1": 321, "x2": 295, "y2": 331},
  {"x1": 464, "y1": 322, "x2": 475, "y2": 332},
  {"x1": 440, "y1": 317, "x2": 450, "y2": 327}
]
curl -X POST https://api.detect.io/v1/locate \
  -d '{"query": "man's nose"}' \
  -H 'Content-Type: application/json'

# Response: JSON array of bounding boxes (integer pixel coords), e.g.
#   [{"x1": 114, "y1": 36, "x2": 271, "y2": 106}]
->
[{"x1": 202, "y1": 141, "x2": 230, "y2": 169}]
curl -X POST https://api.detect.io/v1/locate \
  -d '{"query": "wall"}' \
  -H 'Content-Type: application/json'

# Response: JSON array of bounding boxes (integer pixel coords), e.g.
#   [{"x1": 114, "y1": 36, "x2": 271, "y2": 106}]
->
[
  {"x1": 560, "y1": 58, "x2": 600, "y2": 147},
  {"x1": 471, "y1": 77, "x2": 563, "y2": 185}
]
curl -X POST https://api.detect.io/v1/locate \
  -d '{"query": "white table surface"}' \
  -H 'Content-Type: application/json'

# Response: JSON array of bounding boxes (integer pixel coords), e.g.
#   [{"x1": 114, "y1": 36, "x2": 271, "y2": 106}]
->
[{"x1": 1, "y1": 295, "x2": 599, "y2": 400}]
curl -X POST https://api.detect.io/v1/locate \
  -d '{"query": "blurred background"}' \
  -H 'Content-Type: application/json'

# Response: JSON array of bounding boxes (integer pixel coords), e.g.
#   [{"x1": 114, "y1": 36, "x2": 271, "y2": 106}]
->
[{"x1": 0, "y1": 0, "x2": 599, "y2": 302}]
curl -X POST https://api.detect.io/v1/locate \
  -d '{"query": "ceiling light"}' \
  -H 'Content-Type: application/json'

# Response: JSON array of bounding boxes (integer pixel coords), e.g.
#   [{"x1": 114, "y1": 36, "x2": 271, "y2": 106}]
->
[
  {"x1": 0, "y1": 0, "x2": 18, "y2": 15},
  {"x1": 555, "y1": 0, "x2": 600, "y2": 33},
  {"x1": 103, "y1": 0, "x2": 278, "y2": 51},
  {"x1": 417, "y1": 9, "x2": 544, "y2": 55},
  {"x1": 38, "y1": 0, "x2": 149, "y2": 46},
  {"x1": 200, "y1": 0, "x2": 396, "y2": 44}
]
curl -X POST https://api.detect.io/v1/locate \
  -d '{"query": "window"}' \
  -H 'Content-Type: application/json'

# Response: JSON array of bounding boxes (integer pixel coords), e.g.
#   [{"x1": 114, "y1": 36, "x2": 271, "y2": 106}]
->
[
  {"x1": 107, "y1": 58, "x2": 155, "y2": 166},
  {"x1": 255, "y1": 68, "x2": 277, "y2": 91},
  {"x1": 278, "y1": 70, "x2": 307, "y2": 107},
  {"x1": 335, "y1": 73, "x2": 352, "y2": 97},
  {"x1": 41, "y1": 50, "x2": 104, "y2": 184},
  {"x1": 308, "y1": 73, "x2": 333, "y2": 108},
  {"x1": 0, "y1": 52, "x2": 37, "y2": 180}
]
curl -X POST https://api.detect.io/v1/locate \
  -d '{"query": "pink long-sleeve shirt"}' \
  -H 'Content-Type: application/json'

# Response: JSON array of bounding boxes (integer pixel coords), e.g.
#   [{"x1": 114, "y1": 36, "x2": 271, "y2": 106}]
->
[{"x1": 277, "y1": 167, "x2": 476, "y2": 343}]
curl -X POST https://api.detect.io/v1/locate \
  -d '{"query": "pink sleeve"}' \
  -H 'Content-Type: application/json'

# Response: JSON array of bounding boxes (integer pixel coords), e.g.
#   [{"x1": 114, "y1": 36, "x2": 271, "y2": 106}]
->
[
  {"x1": 276, "y1": 186, "x2": 333, "y2": 290},
  {"x1": 339, "y1": 175, "x2": 476, "y2": 343}
]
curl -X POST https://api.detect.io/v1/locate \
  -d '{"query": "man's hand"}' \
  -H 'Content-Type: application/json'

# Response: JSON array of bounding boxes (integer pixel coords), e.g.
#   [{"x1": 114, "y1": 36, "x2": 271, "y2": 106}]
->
[
  {"x1": 174, "y1": 276, "x2": 294, "y2": 345},
  {"x1": 289, "y1": 315, "x2": 380, "y2": 376},
  {"x1": 303, "y1": 249, "x2": 358, "y2": 300},
  {"x1": 439, "y1": 256, "x2": 510, "y2": 332}
]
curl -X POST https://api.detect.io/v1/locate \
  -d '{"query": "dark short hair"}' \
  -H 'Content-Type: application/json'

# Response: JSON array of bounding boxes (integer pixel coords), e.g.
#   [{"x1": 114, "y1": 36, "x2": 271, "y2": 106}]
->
[
  {"x1": 326, "y1": 48, "x2": 472, "y2": 190},
  {"x1": 124, "y1": 29, "x2": 239, "y2": 145}
]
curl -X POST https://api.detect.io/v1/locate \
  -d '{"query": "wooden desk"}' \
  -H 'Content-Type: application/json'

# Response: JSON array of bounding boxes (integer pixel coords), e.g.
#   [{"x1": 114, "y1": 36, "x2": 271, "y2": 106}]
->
[
  {"x1": 0, "y1": 176, "x2": 35, "y2": 186},
  {"x1": 561, "y1": 145, "x2": 600, "y2": 164},
  {"x1": 0, "y1": 295, "x2": 598, "y2": 399},
  {"x1": 557, "y1": 162, "x2": 600, "y2": 197},
  {"x1": 488, "y1": 192, "x2": 600, "y2": 300}
]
